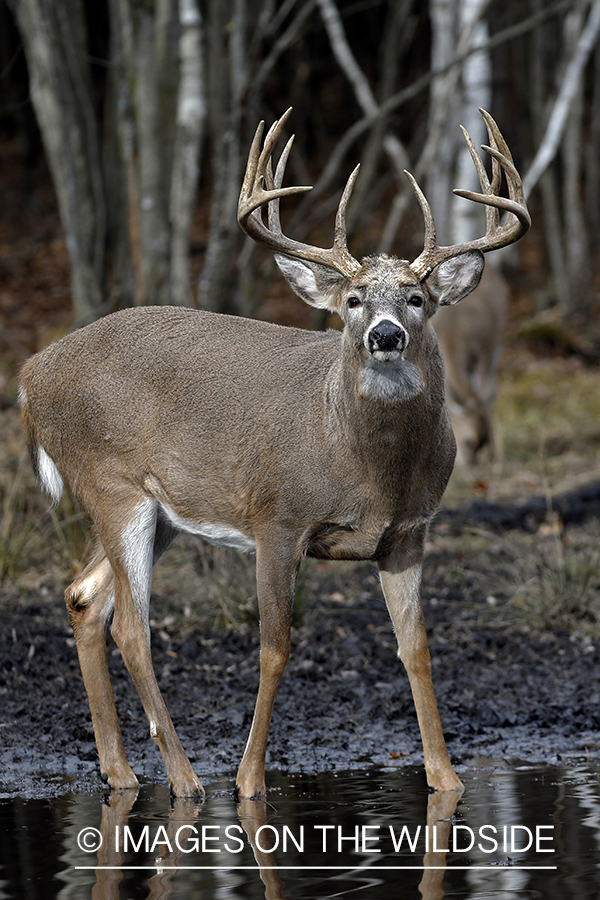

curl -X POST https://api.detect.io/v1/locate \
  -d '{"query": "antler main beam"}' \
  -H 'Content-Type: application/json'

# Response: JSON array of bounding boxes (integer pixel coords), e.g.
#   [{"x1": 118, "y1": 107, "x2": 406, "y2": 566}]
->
[
  {"x1": 239, "y1": 108, "x2": 529, "y2": 286},
  {"x1": 238, "y1": 107, "x2": 362, "y2": 279},
  {"x1": 407, "y1": 109, "x2": 531, "y2": 281}
]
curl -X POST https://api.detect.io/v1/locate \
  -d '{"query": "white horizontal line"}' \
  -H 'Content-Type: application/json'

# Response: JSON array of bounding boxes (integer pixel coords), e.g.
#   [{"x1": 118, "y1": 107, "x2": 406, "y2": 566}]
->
[{"x1": 75, "y1": 865, "x2": 558, "y2": 871}]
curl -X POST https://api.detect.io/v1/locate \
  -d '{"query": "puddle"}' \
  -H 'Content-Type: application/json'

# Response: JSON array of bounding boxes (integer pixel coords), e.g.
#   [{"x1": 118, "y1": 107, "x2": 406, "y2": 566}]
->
[{"x1": 1, "y1": 763, "x2": 599, "y2": 898}]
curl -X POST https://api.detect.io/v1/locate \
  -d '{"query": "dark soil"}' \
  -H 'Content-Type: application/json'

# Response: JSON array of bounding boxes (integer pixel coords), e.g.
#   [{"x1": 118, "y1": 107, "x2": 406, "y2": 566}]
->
[{"x1": 2, "y1": 502, "x2": 599, "y2": 801}]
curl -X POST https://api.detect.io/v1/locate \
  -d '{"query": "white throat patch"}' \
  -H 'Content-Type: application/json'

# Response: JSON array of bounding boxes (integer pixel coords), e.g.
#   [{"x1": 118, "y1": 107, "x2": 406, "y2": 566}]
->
[{"x1": 359, "y1": 359, "x2": 424, "y2": 403}]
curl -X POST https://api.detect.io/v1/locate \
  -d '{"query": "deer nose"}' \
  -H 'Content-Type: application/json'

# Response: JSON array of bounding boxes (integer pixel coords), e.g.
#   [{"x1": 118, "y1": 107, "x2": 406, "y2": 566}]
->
[{"x1": 368, "y1": 319, "x2": 408, "y2": 353}]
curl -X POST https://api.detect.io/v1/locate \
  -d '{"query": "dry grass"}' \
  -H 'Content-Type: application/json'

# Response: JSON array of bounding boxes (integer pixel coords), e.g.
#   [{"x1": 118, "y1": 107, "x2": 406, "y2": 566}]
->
[
  {"x1": 507, "y1": 524, "x2": 600, "y2": 636},
  {"x1": 446, "y1": 349, "x2": 600, "y2": 507},
  {"x1": 427, "y1": 520, "x2": 600, "y2": 639},
  {"x1": 435, "y1": 345, "x2": 600, "y2": 637}
]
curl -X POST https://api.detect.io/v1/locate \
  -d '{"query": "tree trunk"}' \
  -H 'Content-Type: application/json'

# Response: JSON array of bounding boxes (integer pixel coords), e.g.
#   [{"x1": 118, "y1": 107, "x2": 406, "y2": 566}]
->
[
  {"x1": 169, "y1": 0, "x2": 206, "y2": 306},
  {"x1": 198, "y1": 0, "x2": 245, "y2": 313},
  {"x1": 8, "y1": 0, "x2": 107, "y2": 323},
  {"x1": 562, "y1": 3, "x2": 593, "y2": 323},
  {"x1": 450, "y1": 0, "x2": 491, "y2": 244},
  {"x1": 426, "y1": 0, "x2": 460, "y2": 245},
  {"x1": 110, "y1": 0, "x2": 180, "y2": 307},
  {"x1": 10, "y1": 0, "x2": 205, "y2": 319}
]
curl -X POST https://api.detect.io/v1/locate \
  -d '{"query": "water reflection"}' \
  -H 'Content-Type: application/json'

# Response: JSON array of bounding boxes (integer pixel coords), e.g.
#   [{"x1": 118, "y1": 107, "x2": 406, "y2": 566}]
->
[{"x1": 1, "y1": 764, "x2": 599, "y2": 899}]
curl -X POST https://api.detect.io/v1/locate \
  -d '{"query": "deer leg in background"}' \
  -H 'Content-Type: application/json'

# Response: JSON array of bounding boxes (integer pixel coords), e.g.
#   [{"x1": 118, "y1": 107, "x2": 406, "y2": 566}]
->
[
  {"x1": 236, "y1": 538, "x2": 299, "y2": 799},
  {"x1": 101, "y1": 495, "x2": 203, "y2": 798},
  {"x1": 379, "y1": 527, "x2": 463, "y2": 792}
]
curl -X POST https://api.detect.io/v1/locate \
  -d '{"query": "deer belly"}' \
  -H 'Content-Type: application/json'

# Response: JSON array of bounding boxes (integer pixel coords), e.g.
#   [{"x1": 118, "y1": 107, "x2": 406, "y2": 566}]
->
[
  {"x1": 306, "y1": 523, "x2": 382, "y2": 561},
  {"x1": 158, "y1": 501, "x2": 256, "y2": 555}
]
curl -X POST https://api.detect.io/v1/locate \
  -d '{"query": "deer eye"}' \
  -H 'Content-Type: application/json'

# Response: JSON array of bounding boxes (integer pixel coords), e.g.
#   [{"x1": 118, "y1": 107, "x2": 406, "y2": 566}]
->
[
  {"x1": 408, "y1": 294, "x2": 424, "y2": 308},
  {"x1": 347, "y1": 295, "x2": 362, "y2": 309}
]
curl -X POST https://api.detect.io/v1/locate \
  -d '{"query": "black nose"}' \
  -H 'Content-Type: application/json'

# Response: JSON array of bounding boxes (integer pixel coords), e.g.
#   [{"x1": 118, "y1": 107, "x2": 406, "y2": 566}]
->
[{"x1": 369, "y1": 319, "x2": 407, "y2": 352}]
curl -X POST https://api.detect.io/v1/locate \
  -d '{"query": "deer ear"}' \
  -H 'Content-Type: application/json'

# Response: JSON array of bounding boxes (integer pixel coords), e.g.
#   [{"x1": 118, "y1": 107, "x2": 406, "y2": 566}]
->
[
  {"x1": 425, "y1": 249, "x2": 484, "y2": 307},
  {"x1": 274, "y1": 252, "x2": 347, "y2": 314}
]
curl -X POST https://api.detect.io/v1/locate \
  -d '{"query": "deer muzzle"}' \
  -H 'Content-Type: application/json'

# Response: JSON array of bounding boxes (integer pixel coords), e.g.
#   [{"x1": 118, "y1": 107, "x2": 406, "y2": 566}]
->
[{"x1": 366, "y1": 318, "x2": 409, "y2": 358}]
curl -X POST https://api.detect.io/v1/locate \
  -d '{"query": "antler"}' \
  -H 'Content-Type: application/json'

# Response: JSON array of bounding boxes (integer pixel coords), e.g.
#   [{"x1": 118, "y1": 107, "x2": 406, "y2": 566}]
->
[
  {"x1": 238, "y1": 108, "x2": 362, "y2": 279},
  {"x1": 407, "y1": 109, "x2": 531, "y2": 281}
]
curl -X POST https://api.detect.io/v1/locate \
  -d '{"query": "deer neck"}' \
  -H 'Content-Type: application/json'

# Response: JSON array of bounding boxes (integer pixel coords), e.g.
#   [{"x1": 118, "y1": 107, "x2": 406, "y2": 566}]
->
[{"x1": 325, "y1": 333, "x2": 447, "y2": 464}]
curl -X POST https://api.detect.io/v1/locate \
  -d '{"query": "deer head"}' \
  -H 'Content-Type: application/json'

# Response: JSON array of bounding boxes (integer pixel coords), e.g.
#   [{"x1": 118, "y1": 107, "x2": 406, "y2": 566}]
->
[{"x1": 238, "y1": 108, "x2": 529, "y2": 404}]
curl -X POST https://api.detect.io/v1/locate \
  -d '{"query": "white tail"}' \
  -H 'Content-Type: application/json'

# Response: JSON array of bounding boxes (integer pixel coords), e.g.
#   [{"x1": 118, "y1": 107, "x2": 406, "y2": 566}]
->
[
  {"x1": 434, "y1": 264, "x2": 509, "y2": 465},
  {"x1": 19, "y1": 109, "x2": 529, "y2": 798}
]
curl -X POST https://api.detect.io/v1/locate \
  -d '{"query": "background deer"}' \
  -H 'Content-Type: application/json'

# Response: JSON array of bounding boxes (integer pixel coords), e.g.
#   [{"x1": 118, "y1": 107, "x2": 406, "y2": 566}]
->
[
  {"x1": 434, "y1": 263, "x2": 510, "y2": 465},
  {"x1": 19, "y1": 109, "x2": 529, "y2": 799}
]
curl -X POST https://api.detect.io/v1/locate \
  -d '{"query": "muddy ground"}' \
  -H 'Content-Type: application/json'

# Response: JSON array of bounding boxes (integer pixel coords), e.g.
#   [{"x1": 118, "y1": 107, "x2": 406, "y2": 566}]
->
[{"x1": 2, "y1": 482, "x2": 600, "y2": 801}]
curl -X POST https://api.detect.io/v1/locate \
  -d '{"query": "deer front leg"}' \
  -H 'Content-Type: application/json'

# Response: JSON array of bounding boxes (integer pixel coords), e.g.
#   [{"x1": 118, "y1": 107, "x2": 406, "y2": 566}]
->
[
  {"x1": 379, "y1": 528, "x2": 463, "y2": 792},
  {"x1": 236, "y1": 541, "x2": 298, "y2": 799}
]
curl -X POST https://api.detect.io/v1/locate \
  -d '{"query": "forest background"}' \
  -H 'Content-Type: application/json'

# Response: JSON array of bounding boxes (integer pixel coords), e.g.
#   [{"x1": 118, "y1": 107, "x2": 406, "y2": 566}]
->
[{"x1": 2, "y1": 0, "x2": 600, "y2": 637}]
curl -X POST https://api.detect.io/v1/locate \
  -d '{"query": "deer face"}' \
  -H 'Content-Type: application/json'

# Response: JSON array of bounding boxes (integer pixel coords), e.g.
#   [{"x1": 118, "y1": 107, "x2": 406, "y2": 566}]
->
[
  {"x1": 341, "y1": 256, "x2": 434, "y2": 402},
  {"x1": 274, "y1": 249, "x2": 484, "y2": 403},
  {"x1": 343, "y1": 256, "x2": 432, "y2": 359},
  {"x1": 241, "y1": 108, "x2": 528, "y2": 407}
]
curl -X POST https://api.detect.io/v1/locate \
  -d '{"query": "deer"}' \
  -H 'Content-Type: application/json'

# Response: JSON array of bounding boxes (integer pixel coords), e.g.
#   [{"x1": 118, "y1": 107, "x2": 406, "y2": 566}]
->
[
  {"x1": 434, "y1": 262, "x2": 510, "y2": 465},
  {"x1": 18, "y1": 108, "x2": 529, "y2": 800}
]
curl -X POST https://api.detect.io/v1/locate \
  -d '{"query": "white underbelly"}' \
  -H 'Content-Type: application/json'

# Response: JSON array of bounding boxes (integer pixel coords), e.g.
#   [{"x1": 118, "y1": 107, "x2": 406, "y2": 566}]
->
[{"x1": 158, "y1": 501, "x2": 256, "y2": 554}]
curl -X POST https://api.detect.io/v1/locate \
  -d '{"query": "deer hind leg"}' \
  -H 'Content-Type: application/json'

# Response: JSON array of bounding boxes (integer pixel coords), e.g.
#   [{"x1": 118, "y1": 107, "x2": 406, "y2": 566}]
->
[
  {"x1": 236, "y1": 540, "x2": 299, "y2": 799},
  {"x1": 378, "y1": 528, "x2": 463, "y2": 793},
  {"x1": 65, "y1": 547, "x2": 138, "y2": 790},
  {"x1": 65, "y1": 511, "x2": 181, "y2": 791},
  {"x1": 99, "y1": 496, "x2": 203, "y2": 798}
]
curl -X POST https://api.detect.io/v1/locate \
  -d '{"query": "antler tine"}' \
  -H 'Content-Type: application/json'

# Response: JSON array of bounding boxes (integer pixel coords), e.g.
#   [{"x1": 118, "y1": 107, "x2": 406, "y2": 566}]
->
[
  {"x1": 481, "y1": 109, "x2": 510, "y2": 150},
  {"x1": 266, "y1": 134, "x2": 295, "y2": 235},
  {"x1": 459, "y1": 124, "x2": 499, "y2": 235},
  {"x1": 334, "y1": 164, "x2": 361, "y2": 253},
  {"x1": 238, "y1": 119, "x2": 265, "y2": 217},
  {"x1": 239, "y1": 110, "x2": 362, "y2": 278},
  {"x1": 256, "y1": 111, "x2": 292, "y2": 192},
  {"x1": 480, "y1": 107, "x2": 512, "y2": 192},
  {"x1": 404, "y1": 169, "x2": 438, "y2": 257},
  {"x1": 238, "y1": 109, "x2": 310, "y2": 232},
  {"x1": 408, "y1": 110, "x2": 531, "y2": 282},
  {"x1": 454, "y1": 146, "x2": 530, "y2": 222}
]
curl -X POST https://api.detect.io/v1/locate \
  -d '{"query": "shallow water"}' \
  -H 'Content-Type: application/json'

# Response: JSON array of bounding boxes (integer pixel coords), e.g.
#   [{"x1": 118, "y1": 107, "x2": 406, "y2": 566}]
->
[{"x1": 1, "y1": 763, "x2": 599, "y2": 899}]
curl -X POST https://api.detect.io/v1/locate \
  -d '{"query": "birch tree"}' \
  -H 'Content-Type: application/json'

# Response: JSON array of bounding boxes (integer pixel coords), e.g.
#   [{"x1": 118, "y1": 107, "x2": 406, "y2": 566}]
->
[
  {"x1": 524, "y1": 0, "x2": 600, "y2": 319},
  {"x1": 9, "y1": 0, "x2": 205, "y2": 322},
  {"x1": 108, "y1": 0, "x2": 205, "y2": 308},
  {"x1": 426, "y1": 0, "x2": 492, "y2": 245}
]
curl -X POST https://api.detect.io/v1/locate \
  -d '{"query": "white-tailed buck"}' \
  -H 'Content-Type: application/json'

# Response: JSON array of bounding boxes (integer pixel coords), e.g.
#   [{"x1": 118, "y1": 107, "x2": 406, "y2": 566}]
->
[
  {"x1": 434, "y1": 263, "x2": 509, "y2": 465},
  {"x1": 19, "y1": 109, "x2": 529, "y2": 798}
]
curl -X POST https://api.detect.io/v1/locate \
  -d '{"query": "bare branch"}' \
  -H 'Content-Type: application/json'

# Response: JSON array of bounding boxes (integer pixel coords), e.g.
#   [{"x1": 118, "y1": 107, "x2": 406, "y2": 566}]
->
[
  {"x1": 316, "y1": 0, "x2": 409, "y2": 180},
  {"x1": 291, "y1": 0, "x2": 575, "y2": 235},
  {"x1": 522, "y1": 0, "x2": 600, "y2": 198},
  {"x1": 253, "y1": 0, "x2": 317, "y2": 93}
]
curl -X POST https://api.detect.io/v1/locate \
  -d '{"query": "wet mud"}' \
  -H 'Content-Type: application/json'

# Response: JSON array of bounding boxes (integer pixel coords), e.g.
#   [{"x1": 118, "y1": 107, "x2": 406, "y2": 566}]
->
[{"x1": 1, "y1": 498, "x2": 599, "y2": 800}]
